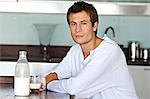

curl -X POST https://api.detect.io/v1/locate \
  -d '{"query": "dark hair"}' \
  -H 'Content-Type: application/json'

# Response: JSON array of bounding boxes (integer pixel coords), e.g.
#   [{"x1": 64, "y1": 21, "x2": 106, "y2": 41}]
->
[{"x1": 67, "y1": 1, "x2": 98, "y2": 34}]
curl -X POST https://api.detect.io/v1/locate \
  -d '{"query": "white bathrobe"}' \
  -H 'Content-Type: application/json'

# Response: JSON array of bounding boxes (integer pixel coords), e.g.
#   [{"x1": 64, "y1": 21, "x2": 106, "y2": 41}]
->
[{"x1": 47, "y1": 37, "x2": 139, "y2": 99}]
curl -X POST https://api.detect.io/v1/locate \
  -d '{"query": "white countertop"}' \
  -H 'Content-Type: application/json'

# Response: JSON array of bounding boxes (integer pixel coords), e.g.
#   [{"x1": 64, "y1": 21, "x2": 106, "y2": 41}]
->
[{"x1": 0, "y1": 61, "x2": 58, "y2": 76}]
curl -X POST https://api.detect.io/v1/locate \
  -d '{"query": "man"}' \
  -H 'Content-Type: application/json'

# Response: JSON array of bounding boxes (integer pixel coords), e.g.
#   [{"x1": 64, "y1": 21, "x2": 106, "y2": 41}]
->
[{"x1": 42, "y1": 1, "x2": 139, "y2": 99}]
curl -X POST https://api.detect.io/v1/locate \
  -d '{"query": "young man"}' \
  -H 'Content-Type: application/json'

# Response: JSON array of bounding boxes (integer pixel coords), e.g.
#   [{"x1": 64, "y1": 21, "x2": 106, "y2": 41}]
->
[{"x1": 42, "y1": 1, "x2": 139, "y2": 99}]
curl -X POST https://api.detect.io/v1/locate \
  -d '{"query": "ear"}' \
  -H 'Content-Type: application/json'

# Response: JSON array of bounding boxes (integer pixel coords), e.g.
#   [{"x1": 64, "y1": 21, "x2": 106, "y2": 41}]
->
[{"x1": 93, "y1": 21, "x2": 98, "y2": 32}]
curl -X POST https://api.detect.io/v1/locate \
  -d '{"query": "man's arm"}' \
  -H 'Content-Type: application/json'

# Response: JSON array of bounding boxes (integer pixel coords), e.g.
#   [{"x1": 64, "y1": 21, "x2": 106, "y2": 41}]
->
[{"x1": 46, "y1": 45, "x2": 121, "y2": 95}]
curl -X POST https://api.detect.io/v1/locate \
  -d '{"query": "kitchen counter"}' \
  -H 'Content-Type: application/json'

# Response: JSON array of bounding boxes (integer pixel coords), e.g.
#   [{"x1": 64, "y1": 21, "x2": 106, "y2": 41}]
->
[
  {"x1": 0, "y1": 83, "x2": 73, "y2": 99},
  {"x1": 1, "y1": 56, "x2": 150, "y2": 66},
  {"x1": 0, "y1": 61, "x2": 58, "y2": 76},
  {"x1": 0, "y1": 56, "x2": 62, "y2": 63},
  {"x1": 127, "y1": 60, "x2": 150, "y2": 66}
]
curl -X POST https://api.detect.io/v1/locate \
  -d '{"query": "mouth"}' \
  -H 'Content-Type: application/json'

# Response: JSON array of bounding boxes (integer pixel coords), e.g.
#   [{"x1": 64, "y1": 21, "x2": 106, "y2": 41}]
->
[
  {"x1": 76, "y1": 36, "x2": 82, "y2": 38},
  {"x1": 75, "y1": 34, "x2": 83, "y2": 38}
]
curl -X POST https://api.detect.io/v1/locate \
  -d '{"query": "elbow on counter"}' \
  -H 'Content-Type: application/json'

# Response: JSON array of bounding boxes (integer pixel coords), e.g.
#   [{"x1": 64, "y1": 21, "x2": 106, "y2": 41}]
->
[{"x1": 46, "y1": 79, "x2": 81, "y2": 95}]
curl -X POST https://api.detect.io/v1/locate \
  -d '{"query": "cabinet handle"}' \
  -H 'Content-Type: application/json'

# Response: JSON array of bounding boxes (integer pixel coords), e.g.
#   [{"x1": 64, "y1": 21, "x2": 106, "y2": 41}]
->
[{"x1": 144, "y1": 68, "x2": 150, "y2": 71}]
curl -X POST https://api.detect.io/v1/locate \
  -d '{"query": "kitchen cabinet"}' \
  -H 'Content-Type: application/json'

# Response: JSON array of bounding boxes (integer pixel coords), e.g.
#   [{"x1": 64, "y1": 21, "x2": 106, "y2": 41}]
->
[
  {"x1": 18, "y1": 0, "x2": 150, "y2": 3},
  {"x1": 1, "y1": 1, "x2": 150, "y2": 16},
  {"x1": 128, "y1": 65, "x2": 150, "y2": 99}
]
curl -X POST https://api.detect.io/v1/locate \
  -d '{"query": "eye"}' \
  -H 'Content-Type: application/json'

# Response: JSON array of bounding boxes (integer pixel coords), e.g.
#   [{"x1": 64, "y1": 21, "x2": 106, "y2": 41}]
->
[
  {"x1": 81, "y1": 22, "x2": 87, "y2": 25},
  {"x1": 70, "y1": 22, "x2": 76, "y2": 26}
]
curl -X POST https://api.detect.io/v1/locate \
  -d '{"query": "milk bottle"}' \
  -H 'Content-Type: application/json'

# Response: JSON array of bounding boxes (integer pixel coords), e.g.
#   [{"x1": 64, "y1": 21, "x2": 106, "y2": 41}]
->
[{"x1": 14, "y1": 51, "x2": 30, "y2": 96}]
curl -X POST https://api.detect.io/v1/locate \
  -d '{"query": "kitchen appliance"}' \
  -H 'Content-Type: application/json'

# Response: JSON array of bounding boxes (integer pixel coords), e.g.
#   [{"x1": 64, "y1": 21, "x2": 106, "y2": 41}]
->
[
  {"x1": 128, "y1": 41, "x2": 140, "y2": 62},
  {"x1": 143, "y1": 48, "x2": 149, "y2": 62}
]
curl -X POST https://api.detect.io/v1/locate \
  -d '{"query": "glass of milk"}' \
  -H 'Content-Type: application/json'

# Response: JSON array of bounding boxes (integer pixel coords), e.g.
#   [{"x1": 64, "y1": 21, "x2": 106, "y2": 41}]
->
[{"x1": 30, "y1": 73, "x2": 42, "y2": 93}]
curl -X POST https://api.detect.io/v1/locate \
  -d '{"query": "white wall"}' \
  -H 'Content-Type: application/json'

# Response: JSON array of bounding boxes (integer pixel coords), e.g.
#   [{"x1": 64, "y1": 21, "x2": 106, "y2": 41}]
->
[{"x1": 0, "y1": 13, "x2": 150, "y2": 48}]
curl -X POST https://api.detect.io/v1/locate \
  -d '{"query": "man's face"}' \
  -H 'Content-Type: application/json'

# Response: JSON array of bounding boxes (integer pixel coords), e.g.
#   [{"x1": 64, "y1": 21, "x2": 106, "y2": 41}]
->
[{"x1": 69, "y1": 11, "x2": 98, "y2": 45}]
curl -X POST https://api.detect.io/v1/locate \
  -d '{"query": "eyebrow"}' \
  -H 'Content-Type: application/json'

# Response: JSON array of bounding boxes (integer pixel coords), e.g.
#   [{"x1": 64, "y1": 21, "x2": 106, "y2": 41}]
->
[
  {"x1": 81, "y1": 20, "x2": 88, "y2": 23},
  {"x1": 70, "y1": 20, "x2": 89, "y2": 23}
]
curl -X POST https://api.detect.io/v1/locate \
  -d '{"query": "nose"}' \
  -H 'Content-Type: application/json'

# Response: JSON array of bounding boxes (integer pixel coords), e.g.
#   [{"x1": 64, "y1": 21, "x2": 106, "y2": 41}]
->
[{"x1": 75, "y1": 24, "x2": 82, "y2": 33}]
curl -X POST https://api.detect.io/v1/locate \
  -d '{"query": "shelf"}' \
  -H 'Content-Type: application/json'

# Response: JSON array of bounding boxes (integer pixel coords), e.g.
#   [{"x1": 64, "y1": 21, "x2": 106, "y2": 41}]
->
[{"x1": 127, "y1": 60, "x2": 150, "y2": 66}]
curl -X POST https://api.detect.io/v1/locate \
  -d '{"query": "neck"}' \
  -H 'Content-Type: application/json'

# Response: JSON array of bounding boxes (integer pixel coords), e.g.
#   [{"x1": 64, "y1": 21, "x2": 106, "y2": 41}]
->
[{"x1": 81, "y1": 36, "x2": 102, "y2": 59}]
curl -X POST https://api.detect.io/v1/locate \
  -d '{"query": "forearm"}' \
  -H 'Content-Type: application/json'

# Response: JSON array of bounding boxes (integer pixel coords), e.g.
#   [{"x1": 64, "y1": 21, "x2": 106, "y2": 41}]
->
[
  {"x1": 45, "y1": 72, "x2": 59, "y2": 84},
  {"x1": 47, "y1": 80, "x2": 68, "y2": 94}
]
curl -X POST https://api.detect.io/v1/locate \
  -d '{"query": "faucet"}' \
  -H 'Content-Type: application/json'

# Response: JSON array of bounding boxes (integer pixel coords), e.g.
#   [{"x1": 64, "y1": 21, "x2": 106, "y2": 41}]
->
[{"x1": 104, "y1": 26, "x2": 115, "y2": 37}]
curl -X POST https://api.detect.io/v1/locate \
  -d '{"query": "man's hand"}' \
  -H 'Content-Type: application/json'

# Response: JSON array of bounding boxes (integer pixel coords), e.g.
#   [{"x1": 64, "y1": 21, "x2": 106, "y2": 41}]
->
[
  {"x1": 40, "y1": 72, "x2": 58, "y2": 91},
  {"x1": 45, "y1": 72, "x2": 59, "y2": 84}
]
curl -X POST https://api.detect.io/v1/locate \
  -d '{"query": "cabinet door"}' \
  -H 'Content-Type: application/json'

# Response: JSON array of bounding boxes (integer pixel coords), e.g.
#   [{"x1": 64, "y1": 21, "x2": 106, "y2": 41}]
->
[{"x1": 128, "y1": 66, "x2": 150, "y2": 99}]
